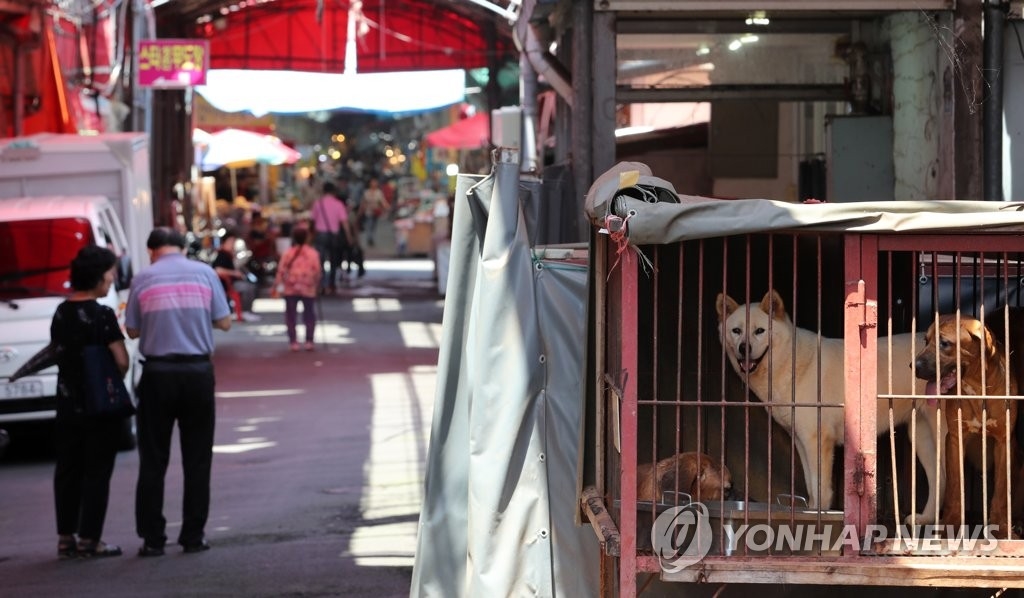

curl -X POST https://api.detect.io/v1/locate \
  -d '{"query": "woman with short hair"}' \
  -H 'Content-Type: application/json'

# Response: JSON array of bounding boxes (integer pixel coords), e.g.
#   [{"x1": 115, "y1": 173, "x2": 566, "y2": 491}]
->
[{"x1": 51, "y1": 245, "x2": 129, "y2": 559}]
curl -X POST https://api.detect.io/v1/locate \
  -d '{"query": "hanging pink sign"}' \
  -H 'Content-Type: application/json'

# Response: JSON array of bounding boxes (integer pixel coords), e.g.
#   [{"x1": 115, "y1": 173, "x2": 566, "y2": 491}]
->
[{"x1": 137, "y1": 39, "x2": 209, "y2": 88}]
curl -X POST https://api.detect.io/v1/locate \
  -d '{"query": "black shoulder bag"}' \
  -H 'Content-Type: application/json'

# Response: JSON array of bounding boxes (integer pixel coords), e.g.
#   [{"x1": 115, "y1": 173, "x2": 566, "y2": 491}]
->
[{"x1": 81, "y1": 329, "x2": 135, "y2": 419}]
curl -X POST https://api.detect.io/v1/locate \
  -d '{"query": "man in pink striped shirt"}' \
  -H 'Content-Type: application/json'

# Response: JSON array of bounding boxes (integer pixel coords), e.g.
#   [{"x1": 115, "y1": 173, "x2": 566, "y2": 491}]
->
[
  {"x1": 125, "y1": 227, "x2": 231, "y2": 556},
  {"x1": 310, "y1": 181, "x2": 353, "y2": 295}
]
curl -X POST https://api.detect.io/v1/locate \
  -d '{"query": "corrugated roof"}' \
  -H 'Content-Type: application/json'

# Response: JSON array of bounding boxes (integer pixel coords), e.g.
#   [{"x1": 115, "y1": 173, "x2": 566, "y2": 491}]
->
[{"x1": 155, "y1": 0, "x2": 516, "y2": 74}]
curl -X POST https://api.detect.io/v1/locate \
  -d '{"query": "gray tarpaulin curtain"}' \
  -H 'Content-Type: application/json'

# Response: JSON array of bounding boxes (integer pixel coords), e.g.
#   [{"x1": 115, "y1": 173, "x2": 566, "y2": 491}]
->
[{"x1": 411, "y1": 150, "x2": 599, "y2": 597}]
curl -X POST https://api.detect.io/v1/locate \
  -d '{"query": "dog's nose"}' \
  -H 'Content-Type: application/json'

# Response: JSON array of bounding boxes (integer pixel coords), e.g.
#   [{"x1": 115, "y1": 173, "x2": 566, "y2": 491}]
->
[{"x1": 738, "y1": 343, "x2": 748, "y2": 357}]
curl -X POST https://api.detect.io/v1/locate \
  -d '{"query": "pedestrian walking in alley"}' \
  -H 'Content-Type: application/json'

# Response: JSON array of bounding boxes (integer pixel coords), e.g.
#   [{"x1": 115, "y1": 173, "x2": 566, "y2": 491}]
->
[
  {"x1": 272, "y1": 226, "x2": 322, "y2": 351},
  {"x1": 357, "y1": 176, "x2": 390, "y2": 248},
  {"x1": 50, "y1": 246, "x2": 130, "y2": 559},
  {"x1": 125, "y1": 227, "x2": 233, "y2": 557},
  {"x1": 310, "y1": 180, "x2": 354, "y2": 295},
  {"x1": 345, "y1": 207, "x2": 367, "y2": 281}
]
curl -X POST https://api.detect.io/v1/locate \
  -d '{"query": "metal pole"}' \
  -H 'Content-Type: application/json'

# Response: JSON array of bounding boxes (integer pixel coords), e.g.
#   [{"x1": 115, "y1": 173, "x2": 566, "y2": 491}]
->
[
  {"x1": 572, "y1": 0, "x2": 593, "y2": 243},
  {"x1": 519, "y1": 51, "x2": 539, "y2": 174},
  {"x1": 983, "y1": 0, "x2": 1007, "y2": 200},
  {"x1": 954, "y1": 0, "x2": 984, "y2": 200},
  {"x1": 13, "y1": 44, "x2": 24, "y2": 136}
]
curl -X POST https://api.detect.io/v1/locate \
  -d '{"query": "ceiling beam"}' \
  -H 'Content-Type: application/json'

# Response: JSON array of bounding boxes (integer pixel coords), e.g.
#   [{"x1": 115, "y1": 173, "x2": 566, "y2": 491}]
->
[
  {"x1": 617, "y1": 18, "x2": 852, "y2": 35},
  {"x1": 598, "y1": 1, "x2": 953, "y2": 11},
  {"x1": 617, "y1": 83, "x2": 847, "y2": 103}
]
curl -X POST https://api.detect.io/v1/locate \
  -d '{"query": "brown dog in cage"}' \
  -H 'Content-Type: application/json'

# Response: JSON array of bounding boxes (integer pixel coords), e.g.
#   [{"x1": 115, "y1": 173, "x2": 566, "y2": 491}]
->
[
  {"x1": 914, "y1": 314, "x2": 1019, "y2": 539},
  {"x1": 716, "y1": 290, "x2": 943, "y2": 522},
  {"x1": 636, "y1": 452, "x2": 733, "y2": 503}
]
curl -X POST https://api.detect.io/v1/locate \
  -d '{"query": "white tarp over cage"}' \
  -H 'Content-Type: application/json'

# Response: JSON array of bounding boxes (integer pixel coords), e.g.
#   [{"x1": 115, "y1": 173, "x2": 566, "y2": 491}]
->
[
  {"x1": 411, "y1": 150, "x2": 599, "y2": 597},
  {"x1": 585, "y1": 162, "x2": 1024, "y2": 244}
]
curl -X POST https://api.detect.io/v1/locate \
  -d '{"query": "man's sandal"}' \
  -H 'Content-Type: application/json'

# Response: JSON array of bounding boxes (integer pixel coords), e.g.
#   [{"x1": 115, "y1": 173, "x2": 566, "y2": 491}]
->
[{"x1": 57, "y1": 538, "x2": 77, "y2": 560}]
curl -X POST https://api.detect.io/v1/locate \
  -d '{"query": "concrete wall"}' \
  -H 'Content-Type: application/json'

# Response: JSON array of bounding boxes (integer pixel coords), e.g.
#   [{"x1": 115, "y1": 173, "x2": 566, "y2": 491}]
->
[{"x1": 887, "y1": 12, "x2": 943, "y2": 201}]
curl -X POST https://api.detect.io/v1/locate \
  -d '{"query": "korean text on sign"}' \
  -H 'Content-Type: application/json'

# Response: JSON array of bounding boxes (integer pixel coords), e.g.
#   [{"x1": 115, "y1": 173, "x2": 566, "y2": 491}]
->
[{"x1": 137, "y1": 40, "x2": 209, "y2": 87}]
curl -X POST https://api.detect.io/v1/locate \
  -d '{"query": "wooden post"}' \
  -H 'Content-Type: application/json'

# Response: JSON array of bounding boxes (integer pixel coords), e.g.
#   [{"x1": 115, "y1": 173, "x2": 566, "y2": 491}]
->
[{"x1": 953, "y1": 0, "x2": 984, "y2": 201}]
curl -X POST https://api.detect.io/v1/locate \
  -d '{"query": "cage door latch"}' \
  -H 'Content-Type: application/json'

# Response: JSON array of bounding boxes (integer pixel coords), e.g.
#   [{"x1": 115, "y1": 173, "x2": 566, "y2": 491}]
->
[
  {"x1": 847, "y1": 295, "x2": 878, "y2": 330},
  {"x1": 854, "y1": 452, "x2": 871, "y2": 496}
]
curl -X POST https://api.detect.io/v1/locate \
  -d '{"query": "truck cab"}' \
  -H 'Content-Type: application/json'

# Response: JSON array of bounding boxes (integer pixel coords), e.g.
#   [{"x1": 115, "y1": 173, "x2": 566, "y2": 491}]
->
[{"x1": 0, "y1": 196, "x2": 140, "y2": 427}]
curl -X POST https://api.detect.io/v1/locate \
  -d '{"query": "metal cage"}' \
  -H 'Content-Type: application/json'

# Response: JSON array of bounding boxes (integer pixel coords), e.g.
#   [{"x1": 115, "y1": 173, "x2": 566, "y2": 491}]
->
[{"x1": 584, "y1": 227, "x2": 1024, "y2": 596}]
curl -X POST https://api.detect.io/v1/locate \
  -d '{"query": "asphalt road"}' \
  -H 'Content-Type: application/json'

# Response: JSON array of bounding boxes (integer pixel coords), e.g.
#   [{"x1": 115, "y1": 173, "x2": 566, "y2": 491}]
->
[{"x1": 0, "y1": 258, "x2": 443, "y2": 598}]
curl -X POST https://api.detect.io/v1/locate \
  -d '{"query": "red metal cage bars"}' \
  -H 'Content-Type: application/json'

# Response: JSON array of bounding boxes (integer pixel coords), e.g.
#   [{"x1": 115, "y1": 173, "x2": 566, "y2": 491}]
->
[{"x1": 597, "y1": 230, "x2": 1024, "y2": 596}]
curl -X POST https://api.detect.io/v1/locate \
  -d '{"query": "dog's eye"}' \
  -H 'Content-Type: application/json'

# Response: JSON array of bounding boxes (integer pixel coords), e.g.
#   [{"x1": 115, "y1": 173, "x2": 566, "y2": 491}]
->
[
  {"x1": 731, "y1": 327, "x2": 741, "y2": 335},
  {"x1": 755, "y1": 327, "x2": 766, "y2": 335},
  {"x1": 939, "y1": 339, "x2": 951, "y2": 350}
]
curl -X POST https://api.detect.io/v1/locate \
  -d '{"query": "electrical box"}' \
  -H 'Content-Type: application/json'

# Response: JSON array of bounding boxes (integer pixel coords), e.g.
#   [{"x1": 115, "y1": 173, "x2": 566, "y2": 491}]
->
[
  {"x1": 826, "y1": 115, "x2": 894, "y2": 202},
  {"x1": 491, "y1": 106, "x2": 521, "y2": 149}
]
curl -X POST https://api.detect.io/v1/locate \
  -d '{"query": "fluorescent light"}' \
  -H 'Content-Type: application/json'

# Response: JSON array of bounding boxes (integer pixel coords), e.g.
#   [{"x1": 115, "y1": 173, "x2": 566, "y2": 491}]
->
[
  {"x1": 195, "y1": 69, "x2": 466, "y2": 116},
  {"x1": 696, "y1": 45, "x2": 710, "y2": 56},
  {"x1": 740, "y1": 34, "x2": 759, "y2": 44},
  {"x1": 746, "y1": 11, "x2": 770, "y2": 26},
  {"x1": 615, "y1": 126, "x2": 655, "y2": 138},
  {"x1": 728, "y1": 40, "x2": 743, "y2": 51}
]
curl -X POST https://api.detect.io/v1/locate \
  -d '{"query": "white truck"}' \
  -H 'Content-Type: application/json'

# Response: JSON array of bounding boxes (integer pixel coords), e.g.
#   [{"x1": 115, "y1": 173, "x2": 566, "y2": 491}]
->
[{"x1": 0, "y1": 133, "x2": 154, "y2": 445}]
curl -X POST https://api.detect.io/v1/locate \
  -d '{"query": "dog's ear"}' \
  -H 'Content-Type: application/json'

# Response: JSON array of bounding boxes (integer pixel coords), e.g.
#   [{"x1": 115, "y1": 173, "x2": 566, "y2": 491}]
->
[
  {"x1": 966, "y1": 318, "x2": 998, "y2": 359},
  {"x1": 698, "y1": 458, "x2": 710, "y2": 482},
  {"x1": 762, "y1": 289, "x2": 788, "y2": 322},
  {"x1": 675, "y1": 453, "x2": 702, "y2": 494},
  {"x1": 692, "y1": 457, "x2": 718, "y2": 496},
  {"x1": 716, "y1": 293, "x2": 738, "y2": 320},
  {"x1": 655, "y1": 455, "x2": 698, "y2": 497}
]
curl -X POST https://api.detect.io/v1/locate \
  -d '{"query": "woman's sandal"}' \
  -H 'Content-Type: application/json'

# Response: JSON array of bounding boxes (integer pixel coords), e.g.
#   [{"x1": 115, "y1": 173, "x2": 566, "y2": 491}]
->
[
  {"x1": 77, "y1": 540, "x2": 123, "y2": 558},
  {"x1": 57, "y1": 538, "x2": 77, "y2": 560}
]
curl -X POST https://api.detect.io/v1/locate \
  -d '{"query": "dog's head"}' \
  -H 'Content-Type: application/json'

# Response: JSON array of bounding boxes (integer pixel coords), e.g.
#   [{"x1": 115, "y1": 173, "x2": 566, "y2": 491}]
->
[
  {"x1": 657, "y1": 452, "x2": 734, "y2": 502},
  {"x1": 715, "y1": 289, "x2": 790, "y2": 377},
  {"x1": 914, "y1": 314, "x2": 997, "y2": 395}
]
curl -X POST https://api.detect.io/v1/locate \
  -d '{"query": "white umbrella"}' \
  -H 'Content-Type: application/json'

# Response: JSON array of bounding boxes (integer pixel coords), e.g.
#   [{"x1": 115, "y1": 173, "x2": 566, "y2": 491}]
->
[
  {"x1": 195, "y1": 128, "x2": 300, "y2": 171},
  {"x1": 193, "y1": 128, "x2": 301, "y2": 200}
]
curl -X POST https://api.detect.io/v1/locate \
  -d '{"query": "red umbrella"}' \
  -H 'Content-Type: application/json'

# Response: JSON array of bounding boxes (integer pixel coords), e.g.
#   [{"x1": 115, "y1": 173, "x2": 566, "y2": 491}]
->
[{"x1": 424, "y1": 113, "x2": 490, "y2": 150}]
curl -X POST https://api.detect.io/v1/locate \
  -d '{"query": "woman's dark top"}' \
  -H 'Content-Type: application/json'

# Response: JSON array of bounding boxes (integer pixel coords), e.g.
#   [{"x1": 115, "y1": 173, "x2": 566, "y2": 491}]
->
[
  {"x1": 211, "y1": 248, "x2": 233, "y2": 271},
  {"x1": 50, "y1": 300, "x2": 124, "y2": 415}
]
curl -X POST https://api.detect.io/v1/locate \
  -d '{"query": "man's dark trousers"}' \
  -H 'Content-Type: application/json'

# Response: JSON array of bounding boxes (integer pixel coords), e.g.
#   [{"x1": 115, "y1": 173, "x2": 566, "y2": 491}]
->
[{"x1": 135, "y1": 360, "x2": 215, "y2": 548}]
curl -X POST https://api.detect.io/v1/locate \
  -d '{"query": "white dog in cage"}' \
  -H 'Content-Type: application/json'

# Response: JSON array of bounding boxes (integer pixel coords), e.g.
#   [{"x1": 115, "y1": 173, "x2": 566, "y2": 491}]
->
[{"x1": 715, "y1": 289, "x2": 944, "y2": 523}]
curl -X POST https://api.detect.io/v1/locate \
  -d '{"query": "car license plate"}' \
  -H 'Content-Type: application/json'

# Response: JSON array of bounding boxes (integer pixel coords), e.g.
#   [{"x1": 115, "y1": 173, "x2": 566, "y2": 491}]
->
[{"x1": 2, "y1": 380, "x2": 43, "y2": 399}]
